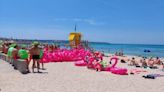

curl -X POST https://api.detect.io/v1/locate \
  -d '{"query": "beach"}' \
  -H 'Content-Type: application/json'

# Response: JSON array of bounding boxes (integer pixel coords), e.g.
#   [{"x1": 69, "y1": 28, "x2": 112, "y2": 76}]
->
[
  {"x1": 0, "y1": 55, "x2": 164, "y2": 92},
  {"x1": 1, "y1": 0, "x2": 164, "y2": 92}
]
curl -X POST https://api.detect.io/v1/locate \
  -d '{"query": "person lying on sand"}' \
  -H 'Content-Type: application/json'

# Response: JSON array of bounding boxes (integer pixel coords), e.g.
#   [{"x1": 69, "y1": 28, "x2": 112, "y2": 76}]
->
[
  {"x1": 129, "y1": 57, "x2": 139, "y2": 66},
  {"x1": 154, "y1": 57, "x2": 161, "y2": 65},
  {"x1": 148, "y1": 57, "x2": 155, "y2": 68},
  {"x1": 120, "y1": 59, "x2": 126, "y2": 63},
  {"x1": 119, "y1": 56, "x2": 129, "y2": 63},
  {"x1": 140, "y1": 57, "x2": 147, "y2": 68},
  {"x1": 162, "y1": 62, "x2": 164, "y2": 70}
]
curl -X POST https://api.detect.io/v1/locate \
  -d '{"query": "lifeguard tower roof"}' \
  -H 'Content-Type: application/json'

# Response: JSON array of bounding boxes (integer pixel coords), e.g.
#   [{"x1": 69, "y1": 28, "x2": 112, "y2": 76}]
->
[{"x1": 69, "y1": 32, "x2": 82, "y2": 48}]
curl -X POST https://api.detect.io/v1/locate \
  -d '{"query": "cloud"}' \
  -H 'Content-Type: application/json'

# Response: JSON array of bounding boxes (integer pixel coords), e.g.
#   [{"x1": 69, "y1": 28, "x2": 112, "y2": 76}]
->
[
  {"x1": 84, "y1": 19, "x2": 100, "y2": 25},
  {"x1": 73, "y1": 18, "x2": 101, "y2": 25},
  {"x1": 54, "y1": 18, "x2": 104, "y2": 25}
]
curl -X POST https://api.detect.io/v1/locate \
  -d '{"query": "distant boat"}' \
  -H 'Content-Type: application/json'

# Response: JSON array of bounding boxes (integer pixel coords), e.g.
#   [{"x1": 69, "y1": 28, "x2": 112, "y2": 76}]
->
[{"x1": 144, "y1": 49, "x2": 151, "y2": 53}]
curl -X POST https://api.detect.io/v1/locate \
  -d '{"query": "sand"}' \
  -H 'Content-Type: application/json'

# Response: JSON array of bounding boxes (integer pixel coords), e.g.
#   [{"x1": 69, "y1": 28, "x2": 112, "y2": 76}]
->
[{"x1": 0, "y1": 55, "x2": 164, "y2": 92}]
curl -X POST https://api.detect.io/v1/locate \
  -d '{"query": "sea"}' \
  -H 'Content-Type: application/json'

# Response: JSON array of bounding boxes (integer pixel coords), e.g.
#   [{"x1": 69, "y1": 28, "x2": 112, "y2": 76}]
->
[
  {"x1": 89, "y1": 43, "x2": 164, "y2": 58},
  {"x1": 2, "y1": 38, "x2": 164, "y2": 58},
  {"x1": 47, "y1": 41, "x2": 164, "y2": 58}
]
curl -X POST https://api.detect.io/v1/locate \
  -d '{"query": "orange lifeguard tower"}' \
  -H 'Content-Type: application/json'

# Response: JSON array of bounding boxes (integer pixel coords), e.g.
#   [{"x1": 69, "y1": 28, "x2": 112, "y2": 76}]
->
[{"x1": 69, "y1": 32, "x2": 81, "y2": 48}]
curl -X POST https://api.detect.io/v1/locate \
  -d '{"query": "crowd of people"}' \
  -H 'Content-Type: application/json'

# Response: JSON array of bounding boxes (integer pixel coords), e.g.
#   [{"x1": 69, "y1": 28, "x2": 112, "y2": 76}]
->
[
  {"x1": 0, "y1": 40, "x2": 104, "y2": 73},
  {"x1": 128, "y1": 56, "x2": 164, "y2": 69},
  {"x1": 0, "y1": 40, "x2": 61, "y2": 73},
  {"x1": 0, "y1": 40, "x2": 164, "y2": 74}
]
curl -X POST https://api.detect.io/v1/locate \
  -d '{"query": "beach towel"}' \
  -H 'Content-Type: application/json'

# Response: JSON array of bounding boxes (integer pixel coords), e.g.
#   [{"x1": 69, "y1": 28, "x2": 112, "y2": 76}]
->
[
  {"x1": 143, "y1": 74, "x2": 164, "y2": 79},
  {"x1": 130, "y1": 69, "x2": 147, "y2": 74},
  {"x1": 149, "y1": 66, "x2": 158, "y2": 69}
]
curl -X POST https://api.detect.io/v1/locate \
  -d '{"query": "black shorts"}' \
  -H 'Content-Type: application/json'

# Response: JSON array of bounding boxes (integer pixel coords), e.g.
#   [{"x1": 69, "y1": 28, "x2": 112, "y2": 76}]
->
[{"x1": 32, "y1": 55, "x2": 40, "y2": 59}]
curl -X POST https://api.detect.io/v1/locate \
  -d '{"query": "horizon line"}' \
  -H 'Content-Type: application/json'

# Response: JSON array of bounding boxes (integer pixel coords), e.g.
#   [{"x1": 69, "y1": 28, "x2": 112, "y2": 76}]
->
[{"x1": 0, "y1": 37, "x2": 164, "y2": 46}]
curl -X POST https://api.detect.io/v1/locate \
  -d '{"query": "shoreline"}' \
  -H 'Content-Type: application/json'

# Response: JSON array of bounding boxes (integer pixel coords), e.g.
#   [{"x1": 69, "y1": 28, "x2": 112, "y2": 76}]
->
[
  {"x1": 104, "y1": 53, "x2": 164, "y2": 60},
  {"x1": 1, "y1": 38, "x2": 164, "y2": 58},
  {"x1": 1, "y1": 37, "x2": 164, "y2": 46}
]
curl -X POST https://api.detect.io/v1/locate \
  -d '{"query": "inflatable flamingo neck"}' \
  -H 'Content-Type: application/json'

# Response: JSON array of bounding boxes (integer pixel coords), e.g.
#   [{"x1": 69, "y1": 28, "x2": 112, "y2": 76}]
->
[{"x1": 110, "y1": 57, "x2": 118, "y2": 68}]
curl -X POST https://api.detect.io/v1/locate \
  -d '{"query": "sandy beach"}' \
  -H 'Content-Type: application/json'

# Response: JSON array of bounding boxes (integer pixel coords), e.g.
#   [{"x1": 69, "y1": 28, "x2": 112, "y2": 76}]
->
[
  {"x1": 1, "y1": 0, "x2": 164, "y2": 91},
  {"x1": 0, "y1": 55, "x2": 164, "y2": 92}
]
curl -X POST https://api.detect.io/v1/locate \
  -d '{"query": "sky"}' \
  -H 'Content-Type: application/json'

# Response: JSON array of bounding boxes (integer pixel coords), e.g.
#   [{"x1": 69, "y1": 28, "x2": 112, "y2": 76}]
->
[{"x1": 0, "y1": 0, "x2": 164, "y2": 44}]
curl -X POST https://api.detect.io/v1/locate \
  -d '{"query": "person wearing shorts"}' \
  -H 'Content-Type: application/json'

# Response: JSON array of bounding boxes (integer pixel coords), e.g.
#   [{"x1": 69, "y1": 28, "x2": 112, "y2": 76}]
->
[{"x1": 29, "y1": 42, "x2": 42, "y2": 73}]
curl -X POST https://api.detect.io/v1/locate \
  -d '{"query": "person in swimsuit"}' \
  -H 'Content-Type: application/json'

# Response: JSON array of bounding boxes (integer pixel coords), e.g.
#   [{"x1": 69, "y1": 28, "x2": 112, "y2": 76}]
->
[
  {"x1": 154, "y1": 57, "x2": 161, "y2": 65},
  {"x1": 140, "y1": 57, "x2": 147, "y2": 68},
  {"x1": 148, "y1": 57, "x2": 155, "y2": 68},
  {"x1": 129, "y1": 57, "x2": 136, "y2": 66},
  {"x1": 39, "y1": 44, "x2": 45, "y2": 70},
  {"x1": 29, "y1": 42, "x2": 42, "y2": 73},
  {"x1": 11, "y1": 44, "x2": 19, "y2": 69},
  {"x1": 2, "y1": 41, "x2": 9, "y2": 54},
  {"x1": 162, "y1": 61, "x2": 164, "y2": 70},
  {"x1": 0, "y1": 40, "x2": 3, "y2": 52}
]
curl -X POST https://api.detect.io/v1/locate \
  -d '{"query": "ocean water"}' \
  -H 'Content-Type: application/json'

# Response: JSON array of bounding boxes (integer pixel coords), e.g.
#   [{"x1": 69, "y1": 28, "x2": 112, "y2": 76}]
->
[
  {"x1": 44, "y1": 41, "x2": 164, "y2": 58},
  {"x1": 89, "y1": 43, "x2": 164, "y2": 58}
]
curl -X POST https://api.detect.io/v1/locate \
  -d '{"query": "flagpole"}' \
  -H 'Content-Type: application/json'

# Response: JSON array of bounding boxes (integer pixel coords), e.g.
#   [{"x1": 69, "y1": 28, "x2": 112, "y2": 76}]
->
[{"x1": 75, "y1": 23, "x2": 77, "y2": 33}]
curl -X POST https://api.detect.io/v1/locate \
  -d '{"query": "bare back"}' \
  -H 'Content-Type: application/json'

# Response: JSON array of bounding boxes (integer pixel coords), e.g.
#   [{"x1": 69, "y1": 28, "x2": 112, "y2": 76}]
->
[
  {"x1": 30, "y1": 46, "x2": 41, "y2": 56},
  {"x1": 12, "y1": 48, "x2": 18, "y2": 59}
]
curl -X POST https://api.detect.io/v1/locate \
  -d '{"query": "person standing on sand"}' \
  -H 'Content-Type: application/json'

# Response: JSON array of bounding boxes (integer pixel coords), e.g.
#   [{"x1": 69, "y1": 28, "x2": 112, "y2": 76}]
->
[
  {"x1": 0, "y1": 40, "x2": 3, "y2": 52},
  {"x1": 29, "y1": 42, "x2": 42, "y2": 73},
  {"x1": 2, "y1": 41, "x2": 9, "y2": 54},
  {"x1": 39, "y1": 44, "x2": 45, "y2": 70},
  {"x1": 11, "y1": 44, "x2": 19, "y2": 69},
  {"x1": 18, "y1": 45, "x2": 30, "y2": 73}
]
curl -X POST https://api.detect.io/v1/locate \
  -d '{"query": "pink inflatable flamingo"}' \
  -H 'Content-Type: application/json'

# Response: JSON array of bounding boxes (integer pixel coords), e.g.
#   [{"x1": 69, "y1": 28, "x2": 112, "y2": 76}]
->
[
  {"x1": 103, "y1": 56, "x2": 128, "y2": 75},
  {"x1": 42, "y1": 48, "x2": 92, "y2": 62},
  {"x1": 109, "y1": 57, "x2": 128, "y2": 75},
  {"x1": 74, "y1": 60, "x2": 87, "y2": 66},
  {"x1": 40, "y1": 51, "x2": 49, "y2": 63},
  {"x1": 87, "y1": 57, "x2": 95, "y2": 69}
]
